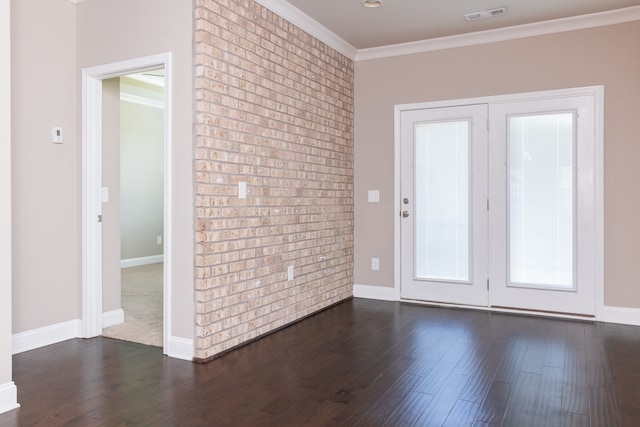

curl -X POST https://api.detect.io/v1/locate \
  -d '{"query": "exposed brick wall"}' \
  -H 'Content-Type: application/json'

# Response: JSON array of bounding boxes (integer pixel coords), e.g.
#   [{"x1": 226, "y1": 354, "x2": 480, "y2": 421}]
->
[{"x1": 193, "y1": 0, "x2": 354, "y2": 359}]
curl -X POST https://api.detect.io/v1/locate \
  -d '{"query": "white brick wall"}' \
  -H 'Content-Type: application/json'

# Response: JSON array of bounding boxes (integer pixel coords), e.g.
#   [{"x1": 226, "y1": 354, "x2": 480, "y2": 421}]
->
[{"x1": 194, "y1": 0, "x2": 354, "y2": 360}]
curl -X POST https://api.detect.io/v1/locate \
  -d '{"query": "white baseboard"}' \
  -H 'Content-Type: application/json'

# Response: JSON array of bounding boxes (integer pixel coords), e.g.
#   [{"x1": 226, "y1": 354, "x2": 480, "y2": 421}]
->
[
  {"x1": 103, "y1": 309, "x2": 125, "y2": 328},
  {"x1": 353, "y1": 287, "x2": 640, "y2": 327},
  {"x1": 601, "y1": 306, "x2": 640, "y2": 326},
  {"x1": 166, "y1": 335, "x2": 193, "y2": 361},
  {"x1": 121, "y1": 255, "x2": 164, "y2": 269},
  {"x1": 12, "y1": 319, "x2": 81, "y2": 355},
  {"x1": 0, "y1": 382, "x2": 19, "y2": 415},
  {"x1": 353, "y1": 284, "x2": 399, "y2": 301}
]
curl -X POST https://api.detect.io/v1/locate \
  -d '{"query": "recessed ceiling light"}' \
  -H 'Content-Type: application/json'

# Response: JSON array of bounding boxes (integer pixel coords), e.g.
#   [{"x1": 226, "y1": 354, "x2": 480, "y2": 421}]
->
[
  {"x1": 464, "y1": 6, "x2": 508, "y2": 22},
  {"x1": 362, "y1": 0, "x2": 383, "y2": 8}
]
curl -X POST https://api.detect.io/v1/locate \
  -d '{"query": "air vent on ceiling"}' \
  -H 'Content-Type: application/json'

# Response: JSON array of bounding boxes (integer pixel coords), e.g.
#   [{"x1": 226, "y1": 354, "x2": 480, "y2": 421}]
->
[{"x1": 464, "y1": 6, "x2": 508, "y2": 22}]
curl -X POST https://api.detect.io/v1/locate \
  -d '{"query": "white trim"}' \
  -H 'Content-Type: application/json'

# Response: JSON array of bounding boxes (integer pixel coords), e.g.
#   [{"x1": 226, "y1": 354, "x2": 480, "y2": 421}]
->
[
  {"x1": 593, "y1": 89, "x2": 606, "y2": 322},
  {"x1": 102, "y1": 309, "x2": 124, "y2": 328},
  {"x1": 353, "y1": 284, "x2": 399, "y2": 301},
  {"x1": 12, "y1": 319, "x2": 81, "y2": 355},
  {"x1": 69, "y1": 4, "x2": 640, "y2": 62},
  {"x1": 396, "y1": 86, "x2": 605, "y2": 116},
  {"x1": 401, "y1": 299, "x2": 597, "y2": 322},
  {"x1": 393, "y1": 86, "x2": 604, "y2": 318},
  {"x1": 353, "y1": 292, "x2": 640, "y2": 326},
  {"x1": 0, "y1": 382, "x2": 19, "y2": 415},
  {"x1": 82, "y1": 53, "x2": 174, "y2": 358},
  {"x1": 253, "y1": 0, "x2": 357, "y2": 59},
  {"x1": 356, "y1": 6, "x2": 640, "y2": 61},
  {"x1": 81, "y1": 70, "x2": 103, "y2": 338},
  {"x1": 602, "y1": 306, "x2": 640, "y2": 326},
  {"x1": 120, "y1": 255, "x2": 164, "y2": 269},
  {"x1": 126, "y1": 73, "x2": 165, "y2": 89},
  {"x1": 394, "y1": 105, "x2": 402, "y2": 310},
  {"x1": 1, "y1": 0, "x2": 14, "y2": 408},
  {"x1": 120, "y1": 92, "x2": 164, "y2": 110},
  {"x1": 166, "y1": 336, "x2": 193, "y2": 361}
]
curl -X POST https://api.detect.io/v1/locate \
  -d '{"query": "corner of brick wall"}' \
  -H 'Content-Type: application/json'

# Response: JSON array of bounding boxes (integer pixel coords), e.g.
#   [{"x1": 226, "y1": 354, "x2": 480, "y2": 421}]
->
[{"x1": 193, "y1": 0, "x2": 354, "y2": 359}]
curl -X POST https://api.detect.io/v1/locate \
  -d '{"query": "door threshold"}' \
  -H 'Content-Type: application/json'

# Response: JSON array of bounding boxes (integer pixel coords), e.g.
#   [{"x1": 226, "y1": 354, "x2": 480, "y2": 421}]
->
[{"x1": 400, "y1": 298, "x2": 596, "y2": 322}]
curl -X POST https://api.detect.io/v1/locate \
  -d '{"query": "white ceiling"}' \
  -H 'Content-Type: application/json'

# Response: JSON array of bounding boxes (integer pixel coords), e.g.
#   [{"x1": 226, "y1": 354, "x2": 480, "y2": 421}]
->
[{"x1": 283, "y1": 0, "x2": 640, "y2": 50}]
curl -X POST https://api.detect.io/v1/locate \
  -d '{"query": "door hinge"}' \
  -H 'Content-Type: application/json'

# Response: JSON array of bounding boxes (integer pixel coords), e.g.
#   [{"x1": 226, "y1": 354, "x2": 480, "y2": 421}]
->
[
  {"x1": 487, "y1": 278, "x2": 489, "y2": 289},
  {"x1": 98, "y1": 215, "x2": 103, "y2": 223},
  {"x1": 486, "y1": 199, "x2": 489, "y2": 211}
]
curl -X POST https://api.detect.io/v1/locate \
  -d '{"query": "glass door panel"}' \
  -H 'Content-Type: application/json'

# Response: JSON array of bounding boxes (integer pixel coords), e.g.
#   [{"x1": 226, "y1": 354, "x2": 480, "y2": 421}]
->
[
  {"x1": 415, "y1": 121, "x2": 470, "y2": 282},
  {"x1": 508, "y1": 113, "x2": 574, "y2": 289}
]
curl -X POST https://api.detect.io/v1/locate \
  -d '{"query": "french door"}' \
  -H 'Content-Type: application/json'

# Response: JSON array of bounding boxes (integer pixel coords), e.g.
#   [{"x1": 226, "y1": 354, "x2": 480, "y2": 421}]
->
[
  {"x1": 399, "y1": 90, "x2": 600, "y2": 316},
  {"x1": 400, "y1": 104, "x2": 489, "y2": 306},
  {"x1": 488, "y1": 95, "x2": 596, "y2": 315}
]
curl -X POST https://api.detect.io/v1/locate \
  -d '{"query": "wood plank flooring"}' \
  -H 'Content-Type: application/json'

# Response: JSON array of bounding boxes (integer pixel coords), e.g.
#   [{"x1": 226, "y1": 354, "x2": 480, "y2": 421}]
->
[{"x1": 1, "y1": 299, "x2": 639, "y2": 426}]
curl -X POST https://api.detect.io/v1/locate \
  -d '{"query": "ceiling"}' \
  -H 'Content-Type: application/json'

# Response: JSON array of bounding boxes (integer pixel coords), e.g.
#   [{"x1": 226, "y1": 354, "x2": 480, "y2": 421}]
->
[{"x1": 284, "y1": 0, "x2": 640, "y2": 50}]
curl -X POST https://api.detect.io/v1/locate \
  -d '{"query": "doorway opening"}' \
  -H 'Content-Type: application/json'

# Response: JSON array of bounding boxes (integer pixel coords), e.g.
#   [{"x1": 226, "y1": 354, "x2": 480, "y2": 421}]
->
[
  {"x1": 81, "y1": 53, "x2": 172, "y2": 354},
  {"x1": 101, "y1": 70, "x2": 165, "y2": 347}
]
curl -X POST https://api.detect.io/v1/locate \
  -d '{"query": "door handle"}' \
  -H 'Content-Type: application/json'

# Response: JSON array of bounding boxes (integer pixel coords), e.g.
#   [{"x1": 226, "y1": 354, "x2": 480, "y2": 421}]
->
[{"x1": 402, "y1": 211, "x2": 410, "y2": 218}]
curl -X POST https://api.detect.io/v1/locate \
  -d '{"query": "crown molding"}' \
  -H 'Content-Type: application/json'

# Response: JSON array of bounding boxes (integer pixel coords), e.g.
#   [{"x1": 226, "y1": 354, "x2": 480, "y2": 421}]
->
[
  {"x1": 253, "y1": 0, "x2": 358, "y2": 60},
  {"x1": 65, "y1": 2, "x2": 640, "y2": 62},
  {"x1": 120, "y1": 92, "x2": 164, "y2": 110},
  {"x1": 356, "y1": 5, "x2": 640, "y2": 61}
]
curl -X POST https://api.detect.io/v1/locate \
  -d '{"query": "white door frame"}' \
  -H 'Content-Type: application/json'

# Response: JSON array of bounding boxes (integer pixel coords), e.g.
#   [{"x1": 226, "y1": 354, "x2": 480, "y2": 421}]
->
[
  {"x1": 81, "y1": 53, "x2": 173, "y2": 354},
  {"x1": 394, "y1": 86, "x2": 604, "y2": 320}
]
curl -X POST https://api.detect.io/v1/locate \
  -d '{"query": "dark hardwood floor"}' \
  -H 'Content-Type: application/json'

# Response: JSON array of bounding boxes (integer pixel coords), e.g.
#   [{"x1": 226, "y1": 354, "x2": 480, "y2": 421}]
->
[{"x1": 2, "y1": 299, "x2": 639, "y2": 426}]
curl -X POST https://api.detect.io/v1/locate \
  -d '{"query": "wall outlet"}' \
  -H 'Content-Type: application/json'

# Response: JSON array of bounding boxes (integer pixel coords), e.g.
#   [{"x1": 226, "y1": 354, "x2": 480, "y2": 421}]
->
[
  {"x1": 287, "y1": 265, "x2": 294, "y2": 281},
  {"x1": 371, "y1": 258, "x2": 380, "y2": 271},
  {"x1": 238, "y1": 181, "x2": 247, "y2": 199},
  {"x1": 157, "y1": 235, "x2": 162, "y2": 245}
]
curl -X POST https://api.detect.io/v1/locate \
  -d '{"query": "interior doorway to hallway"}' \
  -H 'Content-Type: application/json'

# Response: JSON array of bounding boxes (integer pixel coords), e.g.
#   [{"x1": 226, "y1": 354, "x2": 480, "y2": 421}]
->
[
  {"x1": 101, "y1": 70, "x2": 165, "y2": 347},
  {"x1": 81, "y1": 53, "x2": 173, "y2": 355}
]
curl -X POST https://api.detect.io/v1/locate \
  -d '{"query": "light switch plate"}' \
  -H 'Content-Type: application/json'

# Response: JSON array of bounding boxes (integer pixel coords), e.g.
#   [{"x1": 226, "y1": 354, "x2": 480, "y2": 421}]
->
[
  {"x1": 238, "y1": 181, "x2": 247, "y2": 199},
  {"x1": 368, "y1": 190, "x2": 380, "y2": 203}
]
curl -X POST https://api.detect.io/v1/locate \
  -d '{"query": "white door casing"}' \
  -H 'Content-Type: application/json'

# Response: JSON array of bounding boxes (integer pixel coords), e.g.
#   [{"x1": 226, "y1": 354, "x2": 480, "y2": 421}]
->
[{"x1": 81, "y1": 53, "x2": 173, "y2": 353}]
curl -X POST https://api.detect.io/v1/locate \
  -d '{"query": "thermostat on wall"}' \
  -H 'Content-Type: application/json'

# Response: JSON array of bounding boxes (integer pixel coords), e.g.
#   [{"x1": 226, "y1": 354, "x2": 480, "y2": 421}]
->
[{"x1": 51, "y1": 127, "x2": 63, "y2": 144}]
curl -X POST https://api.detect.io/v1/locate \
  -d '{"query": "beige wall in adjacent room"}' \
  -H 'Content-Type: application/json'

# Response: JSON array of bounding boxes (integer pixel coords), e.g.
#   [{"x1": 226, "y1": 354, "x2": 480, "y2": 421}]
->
[
  {"x1": 76, "y1": 0, "x2": 193, "y2": 340},
  {"x1": 354, "y1": 21, "x2": 640, "y2": 308},
  {"x1": 102, "y1": 78, "x2": 121, "y2": 314},
  {"x1": 120, "y1": 100, "x2": 164, "y2": 261},
  {"x1": 1, "y1": 0, "x2": 14, "y2": 398},
  {"x1": 11, "y1": 0, "x2": 78, "y2": 333}
]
